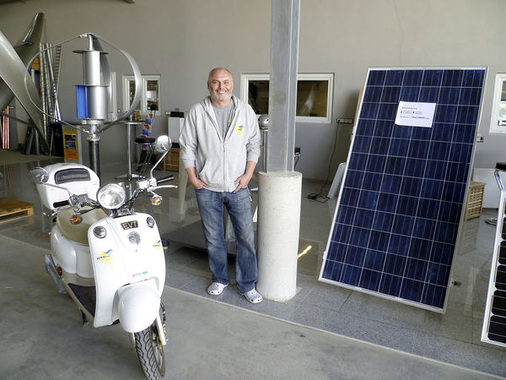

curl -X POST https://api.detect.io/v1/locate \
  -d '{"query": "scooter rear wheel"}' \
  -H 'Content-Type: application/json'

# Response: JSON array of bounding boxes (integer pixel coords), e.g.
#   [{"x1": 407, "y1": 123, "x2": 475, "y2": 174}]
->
[{"x1": 134, "y1": 320, "x2": 166, "y2": 380}]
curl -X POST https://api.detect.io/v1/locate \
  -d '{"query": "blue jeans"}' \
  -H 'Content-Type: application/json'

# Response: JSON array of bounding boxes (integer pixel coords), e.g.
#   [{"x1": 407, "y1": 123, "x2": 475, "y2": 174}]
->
[{"x1": 195, "y1": 188, "x2": 258, "y2": 294}]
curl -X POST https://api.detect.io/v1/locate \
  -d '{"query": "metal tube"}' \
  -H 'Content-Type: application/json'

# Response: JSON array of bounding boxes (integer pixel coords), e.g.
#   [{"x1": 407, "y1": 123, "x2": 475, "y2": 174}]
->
[
  {"x1": 262, "y1": 129, "x2": 268, "y2": 171},
  {"x1": 82, "y1": 50, "x2": 102, "y2": 86},
  {"x1": 88, "y1": 125, "x2": 100, "y2": 178},
  {"x1": 89, "y1": 139, "x2": 100, "y2": 178},
  {"x1": 495, "y1": 169, "x2": 504, "y2": 190},
  {"x1": 87, "y1": 86, "x2": 108, "y2": 119}
]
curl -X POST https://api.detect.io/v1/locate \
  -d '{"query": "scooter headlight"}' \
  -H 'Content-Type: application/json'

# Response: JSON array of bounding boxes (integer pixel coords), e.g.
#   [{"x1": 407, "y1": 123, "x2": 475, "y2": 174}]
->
[{"x1": 97, "y1": 183, "x2": 126, "y2": 209}]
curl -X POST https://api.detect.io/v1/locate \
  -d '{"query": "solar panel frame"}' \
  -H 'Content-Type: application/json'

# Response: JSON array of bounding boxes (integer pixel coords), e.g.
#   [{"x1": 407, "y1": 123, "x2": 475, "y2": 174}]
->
[
  {"x1": 319, "y1": 67, "x2": 487, "y2": 313},
  {"x1": 482, "y1": 189, "x2": 506, "y2": 347}
]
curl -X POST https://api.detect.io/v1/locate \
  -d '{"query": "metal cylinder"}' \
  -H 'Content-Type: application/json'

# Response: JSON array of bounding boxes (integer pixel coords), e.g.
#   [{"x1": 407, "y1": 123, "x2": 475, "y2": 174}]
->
[
  {"x1": 258, "y1": 114, "x2": 269, "y2": 171},
  {"x1": 261, "y1": 129, "x2": 268, "y2": 171},
  {"x1": 82, "y1": 50, "x2": 102, "y2": 85},
  {"x1": 86, "y1": 86, "x2": 108, "y2": 120},
  {"x1": 88, "y1": 139, "x2": 100, "y2": 178}
]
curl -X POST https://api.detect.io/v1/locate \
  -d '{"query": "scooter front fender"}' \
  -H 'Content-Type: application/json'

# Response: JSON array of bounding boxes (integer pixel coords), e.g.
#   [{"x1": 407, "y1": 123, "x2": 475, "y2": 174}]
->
[
  {"x1": 88, "y1": 212, "x2": 165, "y2": 328},
  {"x1": 117, "y1": 278, "x2": 160, "y2": 333}
]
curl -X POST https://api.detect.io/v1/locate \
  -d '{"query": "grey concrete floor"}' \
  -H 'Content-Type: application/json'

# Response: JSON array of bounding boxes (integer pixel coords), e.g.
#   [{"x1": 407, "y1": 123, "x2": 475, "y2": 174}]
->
[
  {"x1": 0, "y1": 235, "x2": 499, "y2": 380},
  {"x1": 1, "y1": 150, "x2": 506, "y2": 379}
]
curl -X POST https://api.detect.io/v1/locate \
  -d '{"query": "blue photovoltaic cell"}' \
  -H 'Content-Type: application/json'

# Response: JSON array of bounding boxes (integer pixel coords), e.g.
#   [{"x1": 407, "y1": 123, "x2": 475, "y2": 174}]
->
[{"x1": 319, "y1": 68, "x2": 486, "y2": 311}]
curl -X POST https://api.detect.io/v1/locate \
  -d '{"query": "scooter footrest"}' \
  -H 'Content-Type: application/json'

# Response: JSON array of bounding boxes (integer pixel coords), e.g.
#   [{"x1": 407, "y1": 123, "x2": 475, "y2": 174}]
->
[{"x1": 68, "y1": 283, "x2": 96, "y2": 318}]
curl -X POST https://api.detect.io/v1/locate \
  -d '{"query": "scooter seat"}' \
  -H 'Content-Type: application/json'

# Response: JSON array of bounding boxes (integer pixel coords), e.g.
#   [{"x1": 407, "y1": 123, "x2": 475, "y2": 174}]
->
[{"x1": 56, "y1": 207, "x2": 108, "y2": 245}]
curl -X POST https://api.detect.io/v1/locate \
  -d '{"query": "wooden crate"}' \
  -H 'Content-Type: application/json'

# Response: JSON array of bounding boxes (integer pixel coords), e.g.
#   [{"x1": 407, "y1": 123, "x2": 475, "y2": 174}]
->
[
  {"x1": 163, "y1": 148, "x2": 180, "y2": 171},
  {"x1": 465, "y1": 181, "x2": 485, "y2": 220},
  {"x1": 0, "y1": 198, "x2": 34, "y2": 223}
]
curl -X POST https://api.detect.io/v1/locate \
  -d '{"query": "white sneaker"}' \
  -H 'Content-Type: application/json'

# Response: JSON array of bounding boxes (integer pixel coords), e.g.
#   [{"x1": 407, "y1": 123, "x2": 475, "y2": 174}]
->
[
  {"x1": 207, "y1": 282, "x2": 228, "y2": 296},
  {"x1": 243, "y1": 288, "x2": 263, "y2": 304}
]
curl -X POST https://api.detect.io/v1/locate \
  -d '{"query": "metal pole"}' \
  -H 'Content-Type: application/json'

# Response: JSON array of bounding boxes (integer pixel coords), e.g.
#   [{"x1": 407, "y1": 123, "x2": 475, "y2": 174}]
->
[{"x1": 88, "y1": 124, "x2": 100, "y2": 178}]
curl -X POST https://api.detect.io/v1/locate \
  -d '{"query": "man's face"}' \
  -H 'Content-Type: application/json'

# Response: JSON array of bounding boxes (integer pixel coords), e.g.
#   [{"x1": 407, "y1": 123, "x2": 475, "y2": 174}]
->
[{"x1": 208, "y1": 69, "x2": 233, "y2": 106}]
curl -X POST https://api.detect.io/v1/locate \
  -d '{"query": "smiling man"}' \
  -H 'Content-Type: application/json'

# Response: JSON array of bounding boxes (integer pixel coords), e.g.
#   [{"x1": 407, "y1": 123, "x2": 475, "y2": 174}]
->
[
  {"x1": 179, "y1": 67, "x2": 263, "y2": 304},
  {"x1": 208, "y1": 68, "x2": 233, "y2": 105}
]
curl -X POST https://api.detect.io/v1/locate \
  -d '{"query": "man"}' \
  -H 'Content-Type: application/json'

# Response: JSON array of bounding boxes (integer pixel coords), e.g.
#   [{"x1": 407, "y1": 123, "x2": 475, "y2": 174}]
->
[{"x1": 179, "y1": 67, "x2": 263, "y2": 304}]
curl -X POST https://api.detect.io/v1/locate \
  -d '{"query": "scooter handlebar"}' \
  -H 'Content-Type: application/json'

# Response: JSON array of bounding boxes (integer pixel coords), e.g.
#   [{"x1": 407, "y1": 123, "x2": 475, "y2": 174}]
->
[
  {"x1": 156, "y1": 175, "x2": 174, "y2": 184},
  {"x1": 152, "y1": 184, "x2": 178, "y2": 191}
]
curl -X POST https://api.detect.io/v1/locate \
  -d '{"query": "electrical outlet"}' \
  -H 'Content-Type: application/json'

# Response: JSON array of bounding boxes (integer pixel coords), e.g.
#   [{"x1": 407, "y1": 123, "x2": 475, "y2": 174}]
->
[{"x1": 336, "y1": 118, "x2": 353, "y2": 124}]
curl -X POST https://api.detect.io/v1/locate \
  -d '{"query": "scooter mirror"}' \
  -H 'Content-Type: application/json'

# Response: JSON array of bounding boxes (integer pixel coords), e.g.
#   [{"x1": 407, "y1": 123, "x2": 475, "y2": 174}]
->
[
  {"x1": 154, "y1": 135, "x2": 171, "y2": 154},
  {"x1": 30, "y1": 167, "x2": 49, "y2": 184}
]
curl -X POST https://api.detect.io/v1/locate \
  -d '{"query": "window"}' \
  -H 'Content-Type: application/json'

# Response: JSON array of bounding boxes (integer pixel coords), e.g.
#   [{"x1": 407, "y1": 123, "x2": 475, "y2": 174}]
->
[
  {"x1": 489, "y1": 73, "x2": 506, "y2": 134},
  {"x1": 240, "y1": 73, "x2": 334, "y2": 123},
  {"x1": 123, "y1": 74, "x2": 161, "y2": 116}
]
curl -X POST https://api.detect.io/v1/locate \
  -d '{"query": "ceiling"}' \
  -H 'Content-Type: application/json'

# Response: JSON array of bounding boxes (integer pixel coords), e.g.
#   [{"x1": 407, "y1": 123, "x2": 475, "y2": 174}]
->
[
  {"x1": 0, "y1": 0, "x2": 25, "y2": 4},
  {"x1": 0, "y1": 0, "x2": 135, "y2": 5}
]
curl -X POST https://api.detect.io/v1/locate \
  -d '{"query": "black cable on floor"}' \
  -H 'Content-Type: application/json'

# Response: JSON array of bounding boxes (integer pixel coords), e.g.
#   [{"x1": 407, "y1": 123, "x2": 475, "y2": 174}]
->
[{"x1": 306, "y1": 119, "x2": 342, "y2": 203}]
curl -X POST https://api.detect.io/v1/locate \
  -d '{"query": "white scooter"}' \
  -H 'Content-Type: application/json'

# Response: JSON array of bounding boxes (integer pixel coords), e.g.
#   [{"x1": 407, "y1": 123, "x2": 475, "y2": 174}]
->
[{"x1": 30, "y1": 135, "x2": 176, "y2": 380}]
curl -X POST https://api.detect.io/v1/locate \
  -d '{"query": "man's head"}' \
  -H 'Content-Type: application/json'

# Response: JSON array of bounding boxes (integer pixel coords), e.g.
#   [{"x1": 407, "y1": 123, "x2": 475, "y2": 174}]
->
[{"x1": 207, "y1": 67, "x2": 233, "y2": 107}]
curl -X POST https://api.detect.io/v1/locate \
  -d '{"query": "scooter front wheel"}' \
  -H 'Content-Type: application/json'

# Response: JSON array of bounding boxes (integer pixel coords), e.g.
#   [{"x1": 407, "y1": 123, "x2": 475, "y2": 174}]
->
[{"x1": 134, "y1": 320, "x2": 166, "y2": 380}]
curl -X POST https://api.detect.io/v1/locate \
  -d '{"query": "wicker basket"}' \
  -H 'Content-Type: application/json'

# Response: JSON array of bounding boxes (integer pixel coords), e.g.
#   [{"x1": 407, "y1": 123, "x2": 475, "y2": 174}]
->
[
  {"x1": 163, "y1": 148, "x2": 180, "y2": 171},
  {"x1": 465, "y1": 181, "x2": 485, "y2": 220}
]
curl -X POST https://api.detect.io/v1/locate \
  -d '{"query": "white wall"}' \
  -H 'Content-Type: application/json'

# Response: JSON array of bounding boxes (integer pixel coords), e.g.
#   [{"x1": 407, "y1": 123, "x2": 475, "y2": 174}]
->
[{"x1": 0, "y1": 0, "x2": 505, "y2": 180}]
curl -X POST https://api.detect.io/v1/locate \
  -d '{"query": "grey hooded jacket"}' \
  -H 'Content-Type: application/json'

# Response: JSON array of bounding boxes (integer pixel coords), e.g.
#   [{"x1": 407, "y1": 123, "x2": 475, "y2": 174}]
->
[{"x1": 180, "y1": 95, "x2": 261, "y2": 192}]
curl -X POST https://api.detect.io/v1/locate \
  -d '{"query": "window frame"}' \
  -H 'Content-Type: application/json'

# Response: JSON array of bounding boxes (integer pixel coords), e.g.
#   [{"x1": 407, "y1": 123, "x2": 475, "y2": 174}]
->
[
  {"x1": 489, "y1": 73, "x2": 506, "y2": 135},
  {"x1": 123, "y1": 74, "x2": 161, "y2": 116},
  {"x1": 240, "y1": 72, "x2": 334, "y2": 124}
]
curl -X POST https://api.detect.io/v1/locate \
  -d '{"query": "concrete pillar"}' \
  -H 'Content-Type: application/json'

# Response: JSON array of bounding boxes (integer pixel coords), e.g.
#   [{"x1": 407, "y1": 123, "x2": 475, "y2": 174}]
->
[
  {"x1": 256, "y1": 0, "x2": 301, "y2": 302},
  {"x1": 257, "y1": 0, "x2": 302, "y2": 302},
  {"x1": 257, "y1": 171, "x2": 302, "y2": 301}
]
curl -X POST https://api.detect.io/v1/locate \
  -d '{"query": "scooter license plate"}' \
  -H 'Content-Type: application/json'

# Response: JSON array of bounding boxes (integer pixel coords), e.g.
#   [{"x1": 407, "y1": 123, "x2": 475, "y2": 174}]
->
[{"x1": 121, "y1": 220, "x2": 138, "y2": 230}]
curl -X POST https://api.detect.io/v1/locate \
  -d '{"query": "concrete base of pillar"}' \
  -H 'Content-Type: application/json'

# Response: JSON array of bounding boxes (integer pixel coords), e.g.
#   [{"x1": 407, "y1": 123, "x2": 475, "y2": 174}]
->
[{"x1": 256, "y1": 171, "x2": 302, "y2": 302}]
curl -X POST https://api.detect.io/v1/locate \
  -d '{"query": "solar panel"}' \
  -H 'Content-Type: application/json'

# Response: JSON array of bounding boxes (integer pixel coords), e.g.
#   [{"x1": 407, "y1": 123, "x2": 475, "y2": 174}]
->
[
  {"x1": 482, "y1": 189, "x2": 506, "y2": 346},
  {"x1": 319, "y1": 67, "x2": 486, "y2": 312}
]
